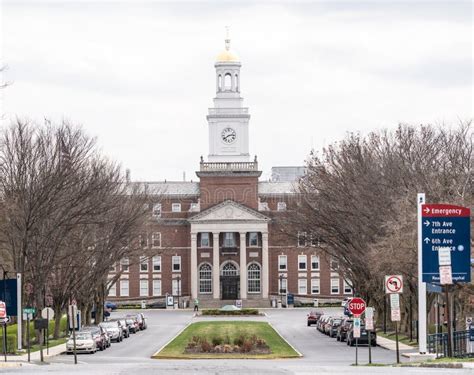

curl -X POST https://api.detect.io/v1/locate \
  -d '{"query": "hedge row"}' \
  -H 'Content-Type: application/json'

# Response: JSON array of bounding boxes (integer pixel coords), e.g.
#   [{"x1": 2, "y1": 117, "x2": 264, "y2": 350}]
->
[{"x1": 201, "y1": 309, "x2": 259, "y2": 316}]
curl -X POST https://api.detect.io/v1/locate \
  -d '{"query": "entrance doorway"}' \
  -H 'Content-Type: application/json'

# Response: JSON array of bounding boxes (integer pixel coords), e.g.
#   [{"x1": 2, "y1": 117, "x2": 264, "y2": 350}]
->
[{"x1": 220, "y1": 262, "x2": 239, "y2": 300}]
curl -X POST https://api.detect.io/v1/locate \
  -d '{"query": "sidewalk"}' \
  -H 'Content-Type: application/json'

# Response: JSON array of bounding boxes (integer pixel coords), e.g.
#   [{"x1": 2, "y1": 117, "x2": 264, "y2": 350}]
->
[
  {"x1": 376, "y1": 335, "x2": 414, "y2": 350},
  {"x1": 1, "y1": 343, "x2": 66, "y2": 365}
]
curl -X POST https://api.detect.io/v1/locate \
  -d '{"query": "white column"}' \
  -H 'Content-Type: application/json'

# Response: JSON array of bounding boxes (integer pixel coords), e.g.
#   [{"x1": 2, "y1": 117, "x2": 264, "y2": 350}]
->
[
  {"x1": 262, "y1": 231, "x2": 269, "y2": 299},
  {"x1": 190, "y1": 232, "x2": 198, "y2": 299},
  {"x1": 417, "y1": 193, "x2": 427, "y2": 353},
  {"x1": 213, "y1": 232, "x2": 220, "y2": 299},
  {"x1": 240, "y1": 232, "x2": 247, "y2": 299}
]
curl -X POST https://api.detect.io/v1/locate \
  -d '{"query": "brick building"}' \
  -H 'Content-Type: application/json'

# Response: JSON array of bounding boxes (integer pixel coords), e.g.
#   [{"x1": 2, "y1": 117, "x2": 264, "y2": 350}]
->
[{"x1": 108, "y1": 35, "x2": 352, "y2": 307}]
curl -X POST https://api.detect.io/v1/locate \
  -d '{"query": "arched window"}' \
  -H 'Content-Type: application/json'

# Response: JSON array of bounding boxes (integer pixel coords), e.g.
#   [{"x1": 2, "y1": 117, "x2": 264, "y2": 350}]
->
[
  {"x1": 224, "y1": 73, "x2": 232, "y2": 90},
  {"x1": 199, "y1": 264, "x2": 212, "y2": 294},
  {"x1": 218, "y1": 75, "x2": 222, "y2": 91},
  {"x1": 222, "y1": 262, "x2": 238, "y2": 276},
  {"x1": 247, "y1": 263, "x2": 261, "y2": 293}
]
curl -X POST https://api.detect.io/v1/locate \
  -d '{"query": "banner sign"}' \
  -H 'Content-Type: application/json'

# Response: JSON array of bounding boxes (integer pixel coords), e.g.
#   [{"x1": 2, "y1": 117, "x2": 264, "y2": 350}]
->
[
  {"x1": 0, "y1": 279, "x2": 18, "y2": 316},
  {"x1": 422, "y1": 204, "x2": 471, "y2": 282}
]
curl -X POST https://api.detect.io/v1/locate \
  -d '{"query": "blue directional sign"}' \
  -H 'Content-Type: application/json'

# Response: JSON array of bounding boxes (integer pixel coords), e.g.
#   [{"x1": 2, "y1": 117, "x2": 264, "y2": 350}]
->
[
  {"x1": 0, "y1": 279, "x2": 18, "y2": 316},
  {"x1": 422, "y1": 204, "x2": 471, "y2": 283}
]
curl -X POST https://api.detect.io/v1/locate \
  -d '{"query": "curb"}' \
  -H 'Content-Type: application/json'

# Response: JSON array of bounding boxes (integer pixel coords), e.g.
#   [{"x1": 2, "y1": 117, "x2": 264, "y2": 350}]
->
[
  {"x1": 151, "y1": 321, "x2": 192, "y2": 358},
  {"x1": 267, "y1": 321, "x2": 303, "y2": 358}
]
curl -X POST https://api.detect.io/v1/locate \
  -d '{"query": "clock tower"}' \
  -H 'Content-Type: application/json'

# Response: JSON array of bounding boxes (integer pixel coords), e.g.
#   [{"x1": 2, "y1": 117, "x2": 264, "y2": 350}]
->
[{"x1": 207, "y1": 33, "x2": 250, "y2": 162}]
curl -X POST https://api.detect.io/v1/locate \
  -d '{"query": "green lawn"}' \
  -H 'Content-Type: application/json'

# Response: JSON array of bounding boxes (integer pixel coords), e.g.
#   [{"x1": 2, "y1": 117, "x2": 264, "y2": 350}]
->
[
  {"x1": 377, "y1": 331, "x2": 417, "y2": 347},
  {"x1": 153, "y1": 321, "x2": 300, "y2": 359}
]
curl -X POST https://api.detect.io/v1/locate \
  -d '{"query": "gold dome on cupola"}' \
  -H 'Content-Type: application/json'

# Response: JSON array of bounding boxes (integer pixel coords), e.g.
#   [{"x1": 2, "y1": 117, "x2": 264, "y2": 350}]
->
[{"x1": 216, "y1": 27, "x2": 240, "y2": 63}]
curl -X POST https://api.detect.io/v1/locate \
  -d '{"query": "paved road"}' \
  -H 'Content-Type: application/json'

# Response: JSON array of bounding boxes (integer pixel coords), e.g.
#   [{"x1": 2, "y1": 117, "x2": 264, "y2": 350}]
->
[{"x1": 1, "y1": 308, "x2": 471, "y2": 374}]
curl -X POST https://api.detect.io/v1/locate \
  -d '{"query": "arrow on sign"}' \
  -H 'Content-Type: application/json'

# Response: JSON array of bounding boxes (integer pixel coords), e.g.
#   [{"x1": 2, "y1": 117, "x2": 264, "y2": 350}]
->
[
  {"x1": 424, "y1": 237, "x2": 430, "y2": 244},
  {"x1": 424, "y1": 207, "x2": 430, "y2": 214},
  {"x1": 424, "y1": 220, "x2": 430, "y2": 227}
]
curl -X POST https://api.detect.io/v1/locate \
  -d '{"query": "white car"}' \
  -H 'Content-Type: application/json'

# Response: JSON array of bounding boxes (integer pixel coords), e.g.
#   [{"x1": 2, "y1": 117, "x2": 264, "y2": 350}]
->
[{"x1": 66, "y1": 331, "x2": 97, "y2": 354}]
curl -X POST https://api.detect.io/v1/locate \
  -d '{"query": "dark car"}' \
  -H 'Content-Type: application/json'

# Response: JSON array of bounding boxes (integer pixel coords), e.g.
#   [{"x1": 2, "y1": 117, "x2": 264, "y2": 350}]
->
[
  {"x1": 105, "y1": 301, "x2": 118, "y2": 310},
  {"x1": 327, "y1": 317, "x2": 343, "y2": 338},
  {"x1": 346, "y1": 323, "x2": 377, "y2": 347},
  {"x1": 336, "y1": 318, "x2": 353, "y2": 342},
  {"x1": 307, "y1": 310, "x2": 323, "y2": 326},
  {"x1": 80, "y1": 326, "x2": 107, "y2": 351}
]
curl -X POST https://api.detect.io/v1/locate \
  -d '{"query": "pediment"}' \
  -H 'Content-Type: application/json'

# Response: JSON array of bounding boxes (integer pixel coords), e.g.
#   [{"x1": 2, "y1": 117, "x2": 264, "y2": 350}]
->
[{"x1": 189, "y1": 200, "x2": 270, "y2": 223}]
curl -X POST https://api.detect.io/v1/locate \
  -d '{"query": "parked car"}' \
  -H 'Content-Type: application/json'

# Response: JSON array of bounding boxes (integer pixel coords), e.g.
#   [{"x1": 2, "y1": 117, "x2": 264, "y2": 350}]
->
[
  {"x1": 125, "y1": 317, "x2": 139, "y2": 333},
  {"x1": 105, "y1": 301, "x2": 118, "y2": 310},
  {"x1": 307, "y1": 310, "x2": 323, "y2": 326},
  {"x1": 116, "y1": 319, "x2": 131, "y2": 338},
  {"x1": 346, "y1": 323, "x2": 377, "y2": 347},
  {"x1": 341, "y1": 297, "x2": 352, "y2": 307},
  {"x1": 126, "y1": 313, "x2": 147, "y2": 330},
  {"x1": 99, "y1": 321, "x2": 123, "y2": 342},
  {"x1": 326, "y1": 317, "x2": 343, "y2": 338},
  {"x1": 336, "y1": 318, "x2": 353, "y2": 342},
  {"x1": 317, "y1": 315, "x2": 330, "y2": 333},
  {"x1": 66, "y1": 331, "x2": 97, "y2": 354},
  {"x1": 146, "y1": 300, "x2": 166, "y2": 309},
  {"x1": 80, "y1": 326, "x2": 107, "y2": 351}
]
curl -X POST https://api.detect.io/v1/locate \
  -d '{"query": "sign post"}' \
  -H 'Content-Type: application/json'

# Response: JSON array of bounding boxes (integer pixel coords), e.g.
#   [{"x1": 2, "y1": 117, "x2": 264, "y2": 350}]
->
[
  {"x1": 68, "y1": 304, "x2": 78, "y2": 365},
  {"x1": 417, "y1": 193, "x2": 427, "y2": 354},
  {"x1": 347, "y1": 298, "x2": 365, "y2": 366},
  {"x1": 0, "y1": 301, "x2": 7, "y2": 362},
  {"x1": 365, "y1": 307, "x2": 374, "y2": 364},
  {"x1": 41, "y1": 307, "x2": 54, "y2": 355}
]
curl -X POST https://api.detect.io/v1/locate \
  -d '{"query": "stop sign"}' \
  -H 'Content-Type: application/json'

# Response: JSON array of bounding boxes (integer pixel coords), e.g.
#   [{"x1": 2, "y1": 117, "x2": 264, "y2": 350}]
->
[
  {"x1": 0, "y1": 301, "x2": 6, "y2": 319},
  {"x1": 348, "y1": 297, "x2": 366, "y2": 316}
]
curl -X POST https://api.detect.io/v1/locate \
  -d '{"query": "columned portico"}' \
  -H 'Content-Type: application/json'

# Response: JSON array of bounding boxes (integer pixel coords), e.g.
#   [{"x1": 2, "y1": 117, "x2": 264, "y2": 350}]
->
[{"x1": 189, "y1": 200, "x2": 270, "y2": 303}]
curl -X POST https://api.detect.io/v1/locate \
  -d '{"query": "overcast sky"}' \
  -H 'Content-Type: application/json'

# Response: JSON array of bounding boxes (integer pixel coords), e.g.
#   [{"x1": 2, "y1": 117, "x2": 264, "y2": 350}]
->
[{"x1": 1, "y1": 0, "x2": 472, "y2": 181}]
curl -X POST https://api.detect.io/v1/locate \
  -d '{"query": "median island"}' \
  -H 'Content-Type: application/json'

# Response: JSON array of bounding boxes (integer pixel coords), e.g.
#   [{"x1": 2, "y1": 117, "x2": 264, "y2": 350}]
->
[{"x1": 153, "y1": 321, "x2": 299, "y2": 359}]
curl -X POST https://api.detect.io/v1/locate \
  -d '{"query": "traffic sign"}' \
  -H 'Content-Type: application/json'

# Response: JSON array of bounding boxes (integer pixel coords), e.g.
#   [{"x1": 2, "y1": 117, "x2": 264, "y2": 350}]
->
[
  {"x1": 23, "y1": 307, "x2": 36, "y2": 315},
  {"x1": 438, "y1": 247, "x2": 452, "y2": 266},
  {"x1": 391, "y1": 308, "x2": 401, "y2": 322},
  {"x1": 41, "y1": 307, "x2": 55, "y2": 320},
  {"x1": 422, "y1": 204, "x2": 471, "y2": 282},
  {"x1": 466, "y1": 317, "x2": 473, "y2": 326},
  {"x1": 385, "y1": 275, "x2": 403, "y2": 294},
  {"x1": 439, "y1": 265, "x2": 453, "y2": 285},
  {"x1": 353, "y1": 317, "x2": 361, "y2": 338},
  {"x1": 390, "y1": 293, "x2": 400, "y2": 309},
  {"x1": 0, "y1": 301, "x2": 6, "y2": 319},
  {"x1": 0, "y1": 317, "x2": 10, "y2": 324},
  {"x1": 348, "y1": 298, "x2": 366, "y2": 316}
]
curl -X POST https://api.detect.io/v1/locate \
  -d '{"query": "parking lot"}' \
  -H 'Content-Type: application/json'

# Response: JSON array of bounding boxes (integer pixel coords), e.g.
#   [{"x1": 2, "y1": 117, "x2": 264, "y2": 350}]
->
[{"x1": 2, "y1": 308, "x2": 472, "y2": 374}]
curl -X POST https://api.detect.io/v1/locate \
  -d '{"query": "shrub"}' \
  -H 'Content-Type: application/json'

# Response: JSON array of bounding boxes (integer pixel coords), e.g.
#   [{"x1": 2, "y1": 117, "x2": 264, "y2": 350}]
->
[
  {"x1": 211, "y1": 336, "x2": 223, "y2": 346},
  {"x1": 233, "y1": 334, "x2": 245, "y2": 347},
  {"x1": 223, "y1": 344, "x2": 233, "y2": 353},
  {"x1": 256, "y1": 338, "x2": 267, "y2": 347},
  {"x1": 224, "y1": 334, "x2": 231, "y2": 345},
  {"x1": 6, "y1": 334, "x2": 16, "y2": 354},
  {"x1": 241, "y1": 339, "x2": 253, "y2": 353},
  {"x1": 200, "y1": 339, "x2": 212, "y2": 352},
  {"x1": 201, "y1": 308, "x2": 259, "y2": 316}
]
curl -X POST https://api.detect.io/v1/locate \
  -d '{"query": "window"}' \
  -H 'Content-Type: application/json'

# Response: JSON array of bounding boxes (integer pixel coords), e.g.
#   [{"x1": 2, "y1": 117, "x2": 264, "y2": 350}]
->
[
  {"x1": 311, "y1": 279, "x2": 320, "y2": 294},
  {"x1": 172, "y1": 279, "x2": 182, "y2": 296},
  {"x1": 190, "y1": 202, "x2": 199, "y2": 212},
  {"x1": 247, "y1": 263, "x2": 261, "y2": 293},
  {"x1": 223, "y1": 232, "x2": 236, "y2": 247},
  {"x1": 172, "y1": 256, "x2": 181, "y2": 272},
  {"x1": 140, "y1": 279, "x2": 149, "y2": 296},
  {"x1": 310, "y1": 235, "x2": 320, "y2": 247},
  {"x1": 152, "y1": 279, "x2": 161, "y2": 296},
  {"x1": 298, "y1": 255, "x2": 307, "y2": 270},
  {"x1": 311, "y1": 255, "x2": 320, "y2": 271},
  {"x1": 152, "y1": 232, "x2": 161, "y2": 248},
  {"x1": 277, "y1": 202, "x2": 287, "y2": 211},
  {"x1": 331, "y1": 278, "x2": 340, "y2": 295},
  {"x1": 120, "y1": 279, "x2": 129, "y2": 297},
  {"x1": 278, "y1": 255, "x2": 287, "y2": 271},
  {"x1": 109, "y1": 263, "x2": 116, "y2": 272},
  {"x1": 222, "y1": 262, "x2": 238, "y2": 276},
  {"x1": 297, "y1": 232, "x2": 307, "y2": 247},
  {"x1": 200, "y1": 233, "x2": 210, "y2": 248},
  {"x1": 344, "y1": 280, "x2": 353, "y2": 295},
  {"x1": 140, "y1": 256, "x2": 148, "y2": 272},
  {"x1": 139, "y1": 233, "x2": 148, "y2": 248},
  {"x1": 152, "y1": 256, "x2": 161, "y2": 272},
  {"x1": 278, "y1": 278, "x2": 287, "y2": 294},
  {"x1": 152, "y1": 203, "x2": 162, "y2": 218},
  {"x1": 121, "y1": 258, "x2": 129, "y2": 272},
  {"x1": 298, "y1": 279, "x2": 307, "y2": 295},
  {"x1": 224, "y1": 73, "x2": 232, "y2": 90},
  {"x1": 199, "y1": 264, "x2": 212, "y2": 294},
  {"x1": 172, "y1": 203, "x2": 181, "y2": 212},
  {"x1": 108, "y1": 282, "x2": 116, "y2": 297},
  {"x1": 330, "y1": 258, "x2": 339, "y2": 271},
  {"x1": 248, "y1": 232, "x2": 259, "y2": 247},
  {"x1": 259, "y1": 201, "x2": 269, "y2": 211}
]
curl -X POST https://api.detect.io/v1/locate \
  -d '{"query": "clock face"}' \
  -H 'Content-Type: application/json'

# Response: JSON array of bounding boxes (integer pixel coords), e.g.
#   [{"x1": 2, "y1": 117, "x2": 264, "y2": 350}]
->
[{"x1": 221, "y1": 127, "x2": 237, "y2": 144}]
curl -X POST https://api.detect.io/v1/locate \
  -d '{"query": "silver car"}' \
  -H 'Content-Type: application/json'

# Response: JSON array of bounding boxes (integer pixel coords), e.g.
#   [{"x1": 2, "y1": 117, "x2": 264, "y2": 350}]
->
[
  {"x1": 66, "y1": 331, "x2": 97, "y2": 354},
  {"x1": 99, "y1": 321, "x2": 123, "y2": 342}
]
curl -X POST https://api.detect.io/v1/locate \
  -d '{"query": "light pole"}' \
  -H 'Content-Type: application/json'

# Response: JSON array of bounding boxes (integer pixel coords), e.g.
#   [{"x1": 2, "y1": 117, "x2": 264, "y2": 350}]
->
[{"x1": 177, "y1": 276, "x2": 181, "y2": 309}]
